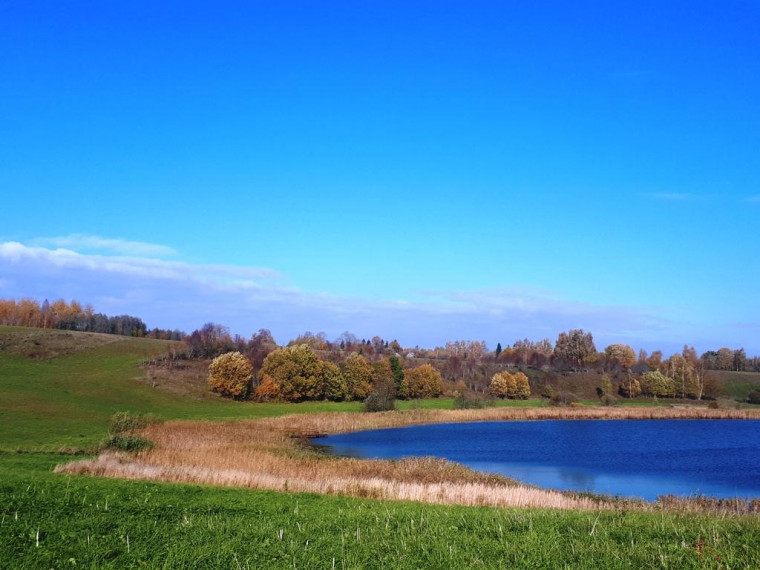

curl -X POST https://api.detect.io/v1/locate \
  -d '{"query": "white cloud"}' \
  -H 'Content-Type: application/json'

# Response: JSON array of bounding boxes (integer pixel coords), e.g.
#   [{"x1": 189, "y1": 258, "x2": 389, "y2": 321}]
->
[
  {"x1": 33, "y1": 234, "x2": 178, "y2": 257},
  {"x1": 0, "y1": 238, "x2": 697, "y2": 352},
  {"x1": 746, "y1": 195, "x2": 760, "y2": 203},
  {"x1": 0, "y1": 241, "x2": 282, "y2": 285}
]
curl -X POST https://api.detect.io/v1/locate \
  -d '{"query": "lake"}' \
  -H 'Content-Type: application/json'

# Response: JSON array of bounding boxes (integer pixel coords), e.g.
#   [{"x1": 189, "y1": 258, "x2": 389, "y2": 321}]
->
[{"x1": 317, "y1": 419, "x2": 760, "y2": 500}]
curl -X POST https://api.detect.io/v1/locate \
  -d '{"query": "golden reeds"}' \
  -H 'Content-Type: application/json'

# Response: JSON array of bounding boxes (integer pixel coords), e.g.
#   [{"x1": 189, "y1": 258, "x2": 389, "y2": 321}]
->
[{"x1": 57, "y1": 405, "x2": 760, "y2": 513}]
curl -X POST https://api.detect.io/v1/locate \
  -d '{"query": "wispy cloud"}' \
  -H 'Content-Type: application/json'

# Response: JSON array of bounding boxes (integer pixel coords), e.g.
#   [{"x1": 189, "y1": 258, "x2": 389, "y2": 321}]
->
[
  {"x1": 0, "y1": 238, "x2": 698, "y2": 351},
  {"x1": 639, "y1": 192, "x2": 717, "y2": 201},
  {"x1": 33, "y1": 234, "x2": 178, "y2": 257},
  {"x1": 745, "y1": 195, "x2": 760, "y2": 203},
  {"x1": 0, "y1": 241, "x2": 282, "y2": 285}
]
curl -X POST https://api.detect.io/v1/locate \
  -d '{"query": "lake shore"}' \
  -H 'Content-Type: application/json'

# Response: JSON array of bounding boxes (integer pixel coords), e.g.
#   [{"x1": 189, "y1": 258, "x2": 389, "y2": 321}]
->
[{"x1": 57, "y1": 404, "x2": 760, "y2": 514}]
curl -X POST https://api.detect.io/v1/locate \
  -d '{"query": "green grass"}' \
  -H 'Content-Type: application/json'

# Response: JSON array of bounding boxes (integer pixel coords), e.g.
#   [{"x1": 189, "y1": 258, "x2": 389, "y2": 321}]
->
[{"x1": 2, "y1": 453, "x2": 758, "y2": 569}]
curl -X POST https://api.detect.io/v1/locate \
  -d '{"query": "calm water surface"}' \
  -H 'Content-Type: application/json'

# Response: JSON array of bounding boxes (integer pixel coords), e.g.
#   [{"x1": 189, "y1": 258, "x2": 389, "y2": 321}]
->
[{"x1": 318, "y1": 420, "x2": 760, "y2": 500}]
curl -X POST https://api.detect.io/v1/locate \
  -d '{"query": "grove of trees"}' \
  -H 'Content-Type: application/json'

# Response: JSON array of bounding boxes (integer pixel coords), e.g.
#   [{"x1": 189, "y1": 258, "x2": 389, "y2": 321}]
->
[{"x1": 0, "y1": 297, "x2": 183, "y2": 339}]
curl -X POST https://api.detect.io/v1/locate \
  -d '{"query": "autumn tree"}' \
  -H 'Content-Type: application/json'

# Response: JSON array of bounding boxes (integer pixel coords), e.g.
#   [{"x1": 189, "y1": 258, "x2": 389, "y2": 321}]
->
[
  {"x1": 364, "y1": 360, "x2": 397, "y2": 412},
  {"x1": 489, "y1": 371, "x2": 530, "y2": 399},
  {"x1": 208, "y1": 351, "x2": 253, "y2": 399},
  {"x1": 247, "y1": 328, "x2": 278, "y2": 371},
  {"x1": 603, "y1": 344, "x2": 636, "y2": 372},
  {"x1": 371, "y1": 359, "x2": 395, "y2": 391},
  {"x1": 259, "y1": 344, "x2": 324, "y2": 402},
  {"x1": 490, "y1": 371, "x2": 515, "y2": 398},
  {"x1": 401, "y1": 364, "x2": 443, "y2": 399},
  {"x1": 645, "y1": 350, "x2": 663, "y2": 372},
  {"x1": 320, "y1": 361, "x2": 348, "y2": 401},
  {"x1": 254, "y1": 375, "x2": 280, "y2": 402},
  {"x1": 553, "y1": 329, "x2": 597, "y2": 370},
  {"x1": 618, "y1": 376, "x2": 642, "y2": 398},
  {"x1": 639, "y1": 371, "x2": 676, "y2": 398},
  {"x1": 342, "y1": 353, "x2": 373, "y2": 401}
]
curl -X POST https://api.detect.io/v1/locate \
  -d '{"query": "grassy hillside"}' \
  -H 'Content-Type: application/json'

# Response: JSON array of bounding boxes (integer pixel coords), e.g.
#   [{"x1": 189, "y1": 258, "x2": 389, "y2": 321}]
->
[
  {"x1": 710, "y1": 370, "x2": 760, "y2": 401},
  {"x1": 0, "y1": 326, "x2": 369, "y2": 451},
  {"x1": 2, "y1": 326, "x2": 759, "y2": 568}
]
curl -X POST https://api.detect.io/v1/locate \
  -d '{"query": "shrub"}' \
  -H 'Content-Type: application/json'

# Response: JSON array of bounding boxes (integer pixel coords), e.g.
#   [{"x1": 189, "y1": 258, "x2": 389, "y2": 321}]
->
[
  {"x1": 109, "y1": 411, "x2": 161, "y2": 434},
  {"x1": 549, "y1": 392, "x2": 578, "y2": 406},
  {"x1": 102, "y1": 434, "x2": 154, "y2": 453},
  {"x1": 453, "y1": 392, "x2": 491, "y2": 409},
  {"x1": 600, "y1": 393, "x2": 618, "y2": 406},
  {"x1": 208, "y1": 351, "x2": 254, "y2": 399},
  {"x1": 748, "y1": 391, "x2": 760, "y2": 405},
  {"x1": 363, "y1": 379, "x2": 396, "y2": 412}
]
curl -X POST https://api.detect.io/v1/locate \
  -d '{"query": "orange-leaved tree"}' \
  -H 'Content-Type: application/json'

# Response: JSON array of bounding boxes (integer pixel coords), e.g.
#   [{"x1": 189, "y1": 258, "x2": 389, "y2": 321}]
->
[{"x1": 208, "y1": 351, "x2": 253, "y2": 399}]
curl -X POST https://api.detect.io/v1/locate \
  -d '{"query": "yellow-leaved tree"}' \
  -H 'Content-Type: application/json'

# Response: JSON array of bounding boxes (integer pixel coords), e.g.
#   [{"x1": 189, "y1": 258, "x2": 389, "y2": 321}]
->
[
  {"x1": 401, "y1": 364, "x2": 443, "y2": 399},
  {"x1": 489, "y1": 371, "x2": 530, "y2": 399},
  {"x1": 208, "y1": 351, "x2": 253, "y2": 399}
]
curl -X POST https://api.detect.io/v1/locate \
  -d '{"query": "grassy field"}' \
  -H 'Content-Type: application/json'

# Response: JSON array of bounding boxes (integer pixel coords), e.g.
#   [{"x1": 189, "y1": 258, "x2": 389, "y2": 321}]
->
[
  {"x1": 2, "y1": 326, "x2": 759, "y2": 567},
  {"x1": 4, "y1": 454, "x2": 759, "y2": 569}
]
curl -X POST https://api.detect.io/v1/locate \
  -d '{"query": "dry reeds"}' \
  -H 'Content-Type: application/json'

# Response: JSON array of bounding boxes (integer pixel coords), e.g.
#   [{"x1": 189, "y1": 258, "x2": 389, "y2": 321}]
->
[{"x1": 57, "y1": 405, "x2": 760, "y2": 513}]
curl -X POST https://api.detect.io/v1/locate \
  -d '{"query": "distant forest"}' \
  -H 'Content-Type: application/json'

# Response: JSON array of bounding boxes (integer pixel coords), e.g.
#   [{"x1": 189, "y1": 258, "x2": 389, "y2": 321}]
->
[
  {"x1": 0, "y1": 298, "x2": 183, "y2": 340},
  {"x1": 2, "y1": 297, "x2": 759, "y2": 403}
]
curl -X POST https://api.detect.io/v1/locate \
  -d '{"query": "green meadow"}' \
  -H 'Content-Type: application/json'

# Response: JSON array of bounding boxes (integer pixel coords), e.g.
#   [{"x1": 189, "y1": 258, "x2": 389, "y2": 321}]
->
[{"x1": 1, "y1": 326, "x2": 759, "y2": 568}]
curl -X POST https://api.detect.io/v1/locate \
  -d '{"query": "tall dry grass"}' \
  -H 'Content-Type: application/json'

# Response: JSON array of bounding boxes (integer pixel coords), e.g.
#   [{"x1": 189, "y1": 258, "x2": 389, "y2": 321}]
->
[{"x1": 58, "y1": 406, "x2": 760, "y2": 513}]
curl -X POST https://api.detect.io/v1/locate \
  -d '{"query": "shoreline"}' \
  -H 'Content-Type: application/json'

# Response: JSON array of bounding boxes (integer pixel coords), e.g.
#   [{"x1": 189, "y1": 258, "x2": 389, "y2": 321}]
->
[{"x1": 56, "y1": 404, "x2": 760, "y2": 514}]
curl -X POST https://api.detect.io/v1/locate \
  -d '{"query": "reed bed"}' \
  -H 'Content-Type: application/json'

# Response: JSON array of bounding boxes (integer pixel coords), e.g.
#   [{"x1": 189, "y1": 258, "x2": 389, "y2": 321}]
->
[{"x1": 58, "y1": 405, "x2": 760, "y2": 513}]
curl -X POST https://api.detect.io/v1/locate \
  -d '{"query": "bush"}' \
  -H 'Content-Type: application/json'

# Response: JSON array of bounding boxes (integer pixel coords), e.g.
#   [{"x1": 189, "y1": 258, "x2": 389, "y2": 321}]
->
[
  {"x1": 453, "y1": 392, "x2": 491, "y2": 409},
  {"x1": 109, "y1": 411, "x2": 161, "y2": 433},
  {"x1": 102, "y1": 434, "x2": 154, "y2": 453},
  {"x1": 363, "y1": 380, "x2": 396, "y2": 412},
  {"x1": 208, "y1": 351, "x2": 254, "y2": 399},
  {"x1": 599, "y1": 393, "x2": 618, "y2": 406},
  {"x1": 549, "y1": 392, "x2": 578, "y2": 406},
  {"x1": 748, "y1": 391, "x2": 760, "y2": 405}
]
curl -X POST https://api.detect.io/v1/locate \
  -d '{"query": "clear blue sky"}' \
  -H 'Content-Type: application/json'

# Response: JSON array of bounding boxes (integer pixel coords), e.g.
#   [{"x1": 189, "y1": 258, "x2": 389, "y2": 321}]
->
[{"x1": 1, "y1": 1, "x2": 758, "y2": 354}]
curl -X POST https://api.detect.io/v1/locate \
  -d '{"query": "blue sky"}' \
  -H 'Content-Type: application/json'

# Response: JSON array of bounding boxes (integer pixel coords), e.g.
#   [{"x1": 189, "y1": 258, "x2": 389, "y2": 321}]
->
[{"x1": 1, "y1": 2, "x2": 758, "y2": 354}]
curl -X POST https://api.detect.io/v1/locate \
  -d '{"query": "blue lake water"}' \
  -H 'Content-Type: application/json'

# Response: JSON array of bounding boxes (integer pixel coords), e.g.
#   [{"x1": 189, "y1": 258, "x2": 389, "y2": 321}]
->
[{"x1": 317, "y1": 420, "x2": 760, "y2": 500}]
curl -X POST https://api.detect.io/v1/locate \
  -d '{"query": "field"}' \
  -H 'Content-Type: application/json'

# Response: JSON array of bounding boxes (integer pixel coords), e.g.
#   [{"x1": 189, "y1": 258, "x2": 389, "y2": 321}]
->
[{"x1": 2, "y1": 326, "x2": 760, "y2": 568}]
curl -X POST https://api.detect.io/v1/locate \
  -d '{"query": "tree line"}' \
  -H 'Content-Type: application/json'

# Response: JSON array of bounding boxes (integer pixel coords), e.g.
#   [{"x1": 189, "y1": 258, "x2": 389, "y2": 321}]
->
[
  {"x1": 0, "y1": 298, "x2": 184, "y2": 340},
  {"x1": 189, "y1": 326, "x2": 759, "y2": 404},
  {"x1": 3, "y1": 297, "x2": 758, "y2": 403}
]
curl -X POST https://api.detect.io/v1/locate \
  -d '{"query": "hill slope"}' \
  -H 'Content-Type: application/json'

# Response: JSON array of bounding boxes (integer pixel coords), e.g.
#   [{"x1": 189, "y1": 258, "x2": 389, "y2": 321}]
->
[{"x1": 0, "y1": 326, "x2": 361, "y2": 451}]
